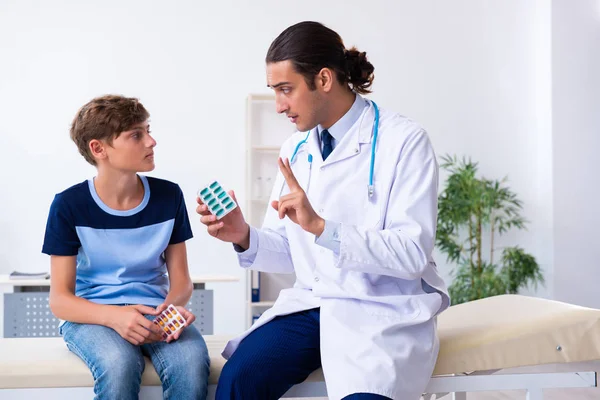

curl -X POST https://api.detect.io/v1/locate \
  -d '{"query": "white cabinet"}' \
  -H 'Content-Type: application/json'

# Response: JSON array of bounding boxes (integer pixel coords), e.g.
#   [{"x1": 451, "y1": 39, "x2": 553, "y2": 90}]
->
[{"x1": 245, "y1": 94, "x2": 297, "y2": 328}]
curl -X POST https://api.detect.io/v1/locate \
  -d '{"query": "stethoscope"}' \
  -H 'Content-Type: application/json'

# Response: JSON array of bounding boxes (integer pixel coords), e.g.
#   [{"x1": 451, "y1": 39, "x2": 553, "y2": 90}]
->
[{"x1": 288, "y1": 100, "x2": 380, "y2": 198}]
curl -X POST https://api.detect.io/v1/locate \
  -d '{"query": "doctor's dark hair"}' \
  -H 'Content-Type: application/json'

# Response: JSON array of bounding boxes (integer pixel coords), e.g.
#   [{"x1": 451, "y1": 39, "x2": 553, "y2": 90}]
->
[
  {"x1": 70, "y1": 95, "x2": 150, "y2": 166},
  {"x1": 266, "y1": 21, "x2": 375, "y2": 95}
]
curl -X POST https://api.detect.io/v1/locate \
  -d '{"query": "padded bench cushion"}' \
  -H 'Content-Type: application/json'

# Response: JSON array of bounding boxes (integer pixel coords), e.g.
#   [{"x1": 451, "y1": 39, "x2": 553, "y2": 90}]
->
[
  {"x1": 435, "y1": 294, "x2": 600, "y2": 375},
  {"x1": 0, "y1": 335, "x2": 324, "y2": 389},
  {"x1": 1, "y1": 295, "x2": 600, "y2": 389}
]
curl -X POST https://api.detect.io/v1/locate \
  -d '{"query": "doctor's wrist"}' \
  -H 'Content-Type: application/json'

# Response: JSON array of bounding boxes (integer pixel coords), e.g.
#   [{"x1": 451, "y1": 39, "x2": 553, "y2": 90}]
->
[
  {"x1": 233, "y1": 223, "x2": 251, "y2": 250},
  {"x1": 309, "y1": 217, "x2": 326, "y2": 237}
]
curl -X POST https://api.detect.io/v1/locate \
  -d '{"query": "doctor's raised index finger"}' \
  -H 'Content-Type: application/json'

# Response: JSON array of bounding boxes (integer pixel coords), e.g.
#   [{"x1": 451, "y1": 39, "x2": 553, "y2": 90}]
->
[{"x1": 278, "y1": 157, "x2": 301, "y2": 190}]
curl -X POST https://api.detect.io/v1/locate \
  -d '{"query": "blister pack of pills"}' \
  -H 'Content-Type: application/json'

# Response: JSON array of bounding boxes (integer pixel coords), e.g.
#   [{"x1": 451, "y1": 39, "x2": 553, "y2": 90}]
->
[
  {"x1": 153, "y1": 304, "x2": 186, "y2": 339},
  {"x1": 198, "y1": 180, "x2": 237, "y2": 219}
]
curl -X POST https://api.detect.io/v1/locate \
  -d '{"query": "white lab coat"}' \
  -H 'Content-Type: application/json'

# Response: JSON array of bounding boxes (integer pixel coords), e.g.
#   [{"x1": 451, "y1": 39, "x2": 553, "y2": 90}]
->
[{"x1": 223, "y1": 99, "x2": 450, "y2": 400}]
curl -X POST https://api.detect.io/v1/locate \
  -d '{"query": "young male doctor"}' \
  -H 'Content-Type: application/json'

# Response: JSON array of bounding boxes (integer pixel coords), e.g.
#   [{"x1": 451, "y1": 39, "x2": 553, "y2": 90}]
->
[{"x1": 197, "y1": 21, "x2": 450, "y2": 400}]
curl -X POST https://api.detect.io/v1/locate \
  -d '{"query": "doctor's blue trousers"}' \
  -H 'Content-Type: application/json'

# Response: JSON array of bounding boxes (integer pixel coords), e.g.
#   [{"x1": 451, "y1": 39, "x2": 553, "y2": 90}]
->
[{"x1": 215, "y1": 308, "x2": 391, "y2": 400}]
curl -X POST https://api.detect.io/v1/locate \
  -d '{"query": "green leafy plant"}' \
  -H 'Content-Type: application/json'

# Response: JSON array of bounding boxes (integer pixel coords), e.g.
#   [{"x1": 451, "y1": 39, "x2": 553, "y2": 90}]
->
[{"x1": 436, "y1": 155, "x2": 544, "y2": 305}]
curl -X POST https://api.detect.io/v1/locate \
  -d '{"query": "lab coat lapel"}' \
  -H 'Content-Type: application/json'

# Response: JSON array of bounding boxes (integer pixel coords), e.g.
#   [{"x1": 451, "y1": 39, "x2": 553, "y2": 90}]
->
[{"x1": 322, "y1": 101, "x2": 376, "y2": 167}]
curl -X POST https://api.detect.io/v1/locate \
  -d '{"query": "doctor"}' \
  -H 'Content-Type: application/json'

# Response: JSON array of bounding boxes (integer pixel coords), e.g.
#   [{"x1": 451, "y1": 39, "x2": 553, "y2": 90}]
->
[{"x1": 197, "y1": 21, "x2": 449, "y2": 400}]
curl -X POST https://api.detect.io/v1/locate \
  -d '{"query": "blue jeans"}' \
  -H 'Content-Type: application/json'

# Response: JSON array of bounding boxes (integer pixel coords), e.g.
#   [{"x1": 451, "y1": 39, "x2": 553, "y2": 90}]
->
[{"x1": 60, "y1": 315, "x2": 210, "y2": 400}]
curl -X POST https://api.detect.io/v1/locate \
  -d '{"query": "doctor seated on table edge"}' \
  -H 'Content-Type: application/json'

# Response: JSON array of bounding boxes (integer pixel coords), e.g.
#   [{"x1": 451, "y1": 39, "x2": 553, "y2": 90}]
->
[{"x1": 196, "y1": 20, "x2": 449, "y2": 400}]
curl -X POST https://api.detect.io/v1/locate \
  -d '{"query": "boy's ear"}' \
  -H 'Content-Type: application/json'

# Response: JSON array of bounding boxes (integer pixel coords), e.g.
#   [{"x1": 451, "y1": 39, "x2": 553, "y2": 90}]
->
[{"x1": 89, "y1": 139, "x2": 107, "y2": 161}]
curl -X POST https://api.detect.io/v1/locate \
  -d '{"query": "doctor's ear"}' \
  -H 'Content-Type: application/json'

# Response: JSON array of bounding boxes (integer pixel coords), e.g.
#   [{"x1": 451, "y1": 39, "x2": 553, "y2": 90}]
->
[{"x1": 315, "y1": 68, "x2": 335, "y2": 93}]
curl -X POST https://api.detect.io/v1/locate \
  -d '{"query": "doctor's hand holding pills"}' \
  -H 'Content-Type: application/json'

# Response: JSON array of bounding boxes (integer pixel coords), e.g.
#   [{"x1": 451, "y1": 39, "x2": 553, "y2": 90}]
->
[
  {"x1": 196, "y1": 190, "x2": 252, "y2": 249},
  {"x1": 272, "y1": 157, "x2": 325, "y2": 237}
]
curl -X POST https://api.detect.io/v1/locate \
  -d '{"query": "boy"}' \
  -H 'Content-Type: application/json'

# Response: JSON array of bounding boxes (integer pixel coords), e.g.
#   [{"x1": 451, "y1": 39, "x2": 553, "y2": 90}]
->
[{"x1": 43, "y1": 95, "x2": 210, "y2": 400}]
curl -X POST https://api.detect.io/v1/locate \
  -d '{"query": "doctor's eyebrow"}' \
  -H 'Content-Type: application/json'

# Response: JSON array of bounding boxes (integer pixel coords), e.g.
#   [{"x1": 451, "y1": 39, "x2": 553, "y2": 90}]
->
[{"x1": 268, "y1": 82, "x2": 292, "y2": 88}]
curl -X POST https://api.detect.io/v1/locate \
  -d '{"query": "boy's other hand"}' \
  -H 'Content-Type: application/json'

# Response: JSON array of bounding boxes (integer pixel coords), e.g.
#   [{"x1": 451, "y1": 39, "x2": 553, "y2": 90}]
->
[{"x1": 109, "y1": 305, "x2": 163, "y2": 345}]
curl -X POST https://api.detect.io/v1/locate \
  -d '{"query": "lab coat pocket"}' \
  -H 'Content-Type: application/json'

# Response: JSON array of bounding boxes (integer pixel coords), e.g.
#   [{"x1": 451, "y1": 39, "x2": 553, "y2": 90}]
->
[
  {"x1": 363, "y1": 182, "x2": 383, "y2": 228},
  {"x1": 364, "y1": 273, "x2": 398, "y2": 287},
  {"x1": 359, "y1": 296, "x2": 421, "y2": 322}
]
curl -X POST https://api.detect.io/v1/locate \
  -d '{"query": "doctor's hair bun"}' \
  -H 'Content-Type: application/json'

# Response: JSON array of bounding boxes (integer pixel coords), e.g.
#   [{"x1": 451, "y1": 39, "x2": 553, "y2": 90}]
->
[
  {"x1": 267, "y1": 21, "x2": 376, "y2": 94},
  {"x1": 344, "y1": 47, "x2": 374, "y2": 95}
]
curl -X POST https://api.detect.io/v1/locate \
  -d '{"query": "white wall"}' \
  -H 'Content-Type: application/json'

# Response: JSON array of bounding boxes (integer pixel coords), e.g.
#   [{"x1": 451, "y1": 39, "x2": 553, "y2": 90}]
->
[
  {"x1": 552, "y1": 0, "x2": 600, "y2": 308},
  {"x1": 0, "y1": 0, "x2": 583, "y2": 335}
]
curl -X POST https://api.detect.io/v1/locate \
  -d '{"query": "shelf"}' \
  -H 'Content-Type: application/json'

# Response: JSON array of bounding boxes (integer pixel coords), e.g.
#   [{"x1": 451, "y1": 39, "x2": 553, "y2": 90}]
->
[
  {"x1": 245, "y1": 93, "x2": 294, "y2": 328},
  {"x1": 0, "y1": 274, "x2": 239, "y2": 286},
  {"x1": 251, "y1": 145, "x2": 280, "y2": 153},
  {"x1": 248, "y1": 94, "x2": 275, "y2": 102},
  {"x1": 250, "y1": 301, "x2": 276, "y2": 307}
]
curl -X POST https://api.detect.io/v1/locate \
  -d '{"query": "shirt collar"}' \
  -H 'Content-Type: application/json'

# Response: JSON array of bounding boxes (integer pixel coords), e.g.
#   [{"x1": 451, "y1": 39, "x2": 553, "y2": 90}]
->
[{"x1": 317, "y1": 94, "x2": 368, "y2": 142}]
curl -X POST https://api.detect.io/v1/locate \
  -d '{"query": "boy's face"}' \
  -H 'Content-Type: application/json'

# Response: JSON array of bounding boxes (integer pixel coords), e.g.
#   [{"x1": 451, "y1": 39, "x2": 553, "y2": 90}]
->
[
  {"x1": 267, "y1": 60, "x2": 326, "y2": 132},
  {"x1": 94, "y1": 120, "x2": 156, "y2": 172}
]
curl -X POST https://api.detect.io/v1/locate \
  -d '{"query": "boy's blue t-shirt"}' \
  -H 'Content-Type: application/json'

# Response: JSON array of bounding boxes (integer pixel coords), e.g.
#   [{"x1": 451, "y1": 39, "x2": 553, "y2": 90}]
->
[{"x1": 42, "y1": 175, "x2": 193, "y2": 306}]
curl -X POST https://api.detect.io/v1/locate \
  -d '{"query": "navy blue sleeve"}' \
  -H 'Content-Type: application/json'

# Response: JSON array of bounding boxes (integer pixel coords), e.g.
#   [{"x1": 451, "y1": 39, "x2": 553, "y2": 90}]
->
[
  {"x1": 42, "y1": 194, "x2": 81, "y2": 256},
  {"x1": 169, "y1": 185, "x2": 193, "y2": 245}
]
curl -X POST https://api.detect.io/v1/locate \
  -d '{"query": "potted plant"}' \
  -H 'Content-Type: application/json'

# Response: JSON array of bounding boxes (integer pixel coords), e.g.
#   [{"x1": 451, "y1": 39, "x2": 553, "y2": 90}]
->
[{"x1": 436, "y1": 155, "x2": 544, "y2": 305}]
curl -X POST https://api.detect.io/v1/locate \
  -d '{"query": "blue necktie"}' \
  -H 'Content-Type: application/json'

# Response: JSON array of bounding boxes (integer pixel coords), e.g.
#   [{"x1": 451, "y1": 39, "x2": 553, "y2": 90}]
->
[{"x1": 321, "y1": 129, "x2": 333, "y2": 160}]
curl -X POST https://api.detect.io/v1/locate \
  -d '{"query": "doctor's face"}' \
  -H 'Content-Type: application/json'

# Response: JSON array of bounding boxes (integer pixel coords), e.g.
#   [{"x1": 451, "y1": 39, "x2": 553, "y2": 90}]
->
[{"x1": 267, "y1": 60, "x2": 325, "y2": 132}]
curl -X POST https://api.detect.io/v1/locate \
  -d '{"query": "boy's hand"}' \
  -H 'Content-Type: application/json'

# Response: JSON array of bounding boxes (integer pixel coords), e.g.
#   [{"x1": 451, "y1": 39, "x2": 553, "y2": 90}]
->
[
  {"x1": 196, "y1": 190, "x2": 251, "y2": 249},
  {"x1": 109, "y1": 305, "x2": 163, "y2": 345},
  {"x1": 155, "y1": 304, "x2": 196, "y2": 343}
]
